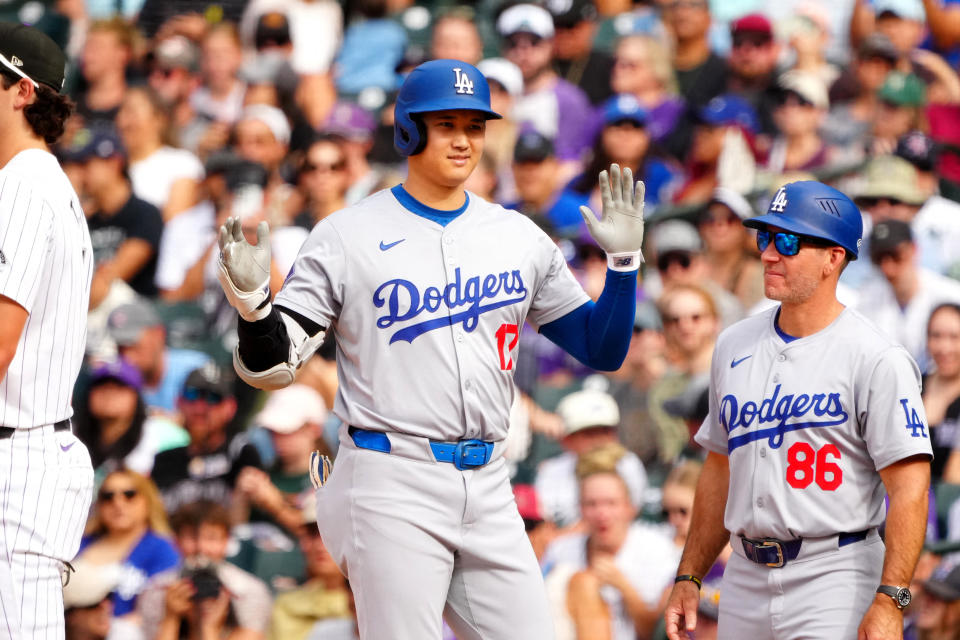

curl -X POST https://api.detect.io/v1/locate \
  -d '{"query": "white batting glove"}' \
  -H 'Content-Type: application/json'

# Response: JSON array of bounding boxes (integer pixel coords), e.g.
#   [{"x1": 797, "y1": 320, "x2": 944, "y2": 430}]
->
[
  {"x1": 217, "y1": 217, "x2": 272, "y2": 322},
  {"x1": 579, "y1": 163, "x2": 645, "y2": 272}
]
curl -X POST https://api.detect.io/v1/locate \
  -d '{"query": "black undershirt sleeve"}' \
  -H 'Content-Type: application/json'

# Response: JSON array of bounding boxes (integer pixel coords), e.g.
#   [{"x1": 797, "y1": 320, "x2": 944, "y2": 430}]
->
[{"x1": 236, "y1": 304, "x2": 325, "y2": 372}]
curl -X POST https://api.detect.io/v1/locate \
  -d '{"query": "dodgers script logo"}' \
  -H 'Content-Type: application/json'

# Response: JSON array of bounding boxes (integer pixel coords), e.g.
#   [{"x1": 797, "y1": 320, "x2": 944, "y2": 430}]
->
[
  {"x1": 374, "y1": 268, "x2": 527, "y2": 344},
  {"x1": 720, "y1": 384, "x2": 849, "y2": 453}
]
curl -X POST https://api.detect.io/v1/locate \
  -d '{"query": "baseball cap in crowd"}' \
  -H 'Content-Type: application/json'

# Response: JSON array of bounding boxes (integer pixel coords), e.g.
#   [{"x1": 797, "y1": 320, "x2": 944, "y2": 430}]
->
[
  {"x1": 696, "y1": 94, "x2": 760, "y2": 134},
  {"x1": 255, "y1": 384, "x2": 327, "y2": 434},
  {"x1": 513, "y1": 130, "x2": 555, "y2": 163},
  {"x1": 72, "y1": 127, "x2": 126, "y2": 162},
  {"x1": 651, "y1": 219, "x2": 704, "y2": 255},
  {"x1": 856, "y1": 155, "x2": 926, "y2": 205},
  {"x1": 878, "y1": 71, "x2": 926, "y2": 107},
  {"x1": 857, "y1": 32, "x2": 899, "y2": 63},
  {"x1": 183, "y1": 363, "x2": 231, "y2": 399},
  {"x1": 556, "y1": 389, "x2": 620, "y2": 436},
  {"x1": 497, "y1": 4, "x2": 555, "y2": 39},
  {"x1": 776, "y1": 70, "x2": 829, "y2": 109},
  {"x1": 254, "y1": 11, "x2": 292, "y2": 49},
  {"x1": 547, "y1": 0, "x2": 597, "y2": 29},
  {"x1": 154, "y1": 36, "x2": 199, "y2": 73},
  {"x1": 634, "y1": 300, "x2": 662, "y2": 332},
  {"x1": 107, "y1": 299, "x2": 162, "y2": 347},
  {"x1": 240, "y1": 104, "x2": 291, "y2": 146},
  {"x1": 731, "y1": 13, "x2": 773, "y2": 44},
  {"x1": 874, "y1": 0, "x2": 926, "y2": 21},
  {"x1": 869, "y1": 219, "x2": 913, "y2": 259},
  {"x1": 896, "y1": 130, "x2": 937, "y2": 172},
  {"x1": 323, "y1": 101, "x2": 377, "y2": 141},
  {"x1": 708, "y1": 187, "x2": 754, "y2": 220},
  {"x1": 513, "y1": 484, "x2": 545, "y2": 529},
  {"x1": 925, "y1": 560, "x2": 960, "y2": 601},
  {"x1": 0, "y1": 21, "x2": 67, "y2": 91},
  {"x1": 89, "y1": 358, "x2": 143, "y2": 392},
  {"x1": 63, "y1": 560, "x2": 119, "y2": 610},
  {"x1": 477, "y1": 58, "x2": 524, "y2": 98},
  {"x1": 602, "y1": 94, "x2": 647, "y2": 127}
]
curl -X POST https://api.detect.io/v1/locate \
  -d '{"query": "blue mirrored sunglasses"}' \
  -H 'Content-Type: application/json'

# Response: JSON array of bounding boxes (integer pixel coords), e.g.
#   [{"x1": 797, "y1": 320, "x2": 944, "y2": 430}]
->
[
  {"x1": 182, "y1": 387, "x2": 224, "y2": 404},
  {"x1": 756, "y1": 230, "x2": 834, "y2": 256}
]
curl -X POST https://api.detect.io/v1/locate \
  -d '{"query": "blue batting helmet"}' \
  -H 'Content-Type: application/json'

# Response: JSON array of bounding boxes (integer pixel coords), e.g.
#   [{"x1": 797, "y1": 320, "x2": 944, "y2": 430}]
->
[
  {"x1": 394, "y1": 59, "x2": 502, "y2": 157},
  {"x1": 744, "y1": 181, "x2": 864, "y2": 259}
]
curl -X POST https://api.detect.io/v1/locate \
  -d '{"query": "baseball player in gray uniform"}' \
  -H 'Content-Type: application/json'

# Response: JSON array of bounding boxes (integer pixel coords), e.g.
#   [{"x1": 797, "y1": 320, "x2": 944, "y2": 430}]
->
[
  {"x1": 0, "y1": 22, "x2": 95, "y2": 639},
  {"x1": 664, "y1": 181, "x2": 933, "y2": 640},
  {"x1": 215, "y1": 59, "x2": 646, "y2": 639}
]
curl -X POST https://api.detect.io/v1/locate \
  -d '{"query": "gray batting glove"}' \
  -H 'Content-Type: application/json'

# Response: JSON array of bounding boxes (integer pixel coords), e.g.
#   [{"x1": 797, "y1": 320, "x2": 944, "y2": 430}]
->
[
  {"x1": 579, "y1": 163, "x2": 645, "y2": 272},
  {"x1": 217, "y1": 217, "x2": 272, "y2": 322}
]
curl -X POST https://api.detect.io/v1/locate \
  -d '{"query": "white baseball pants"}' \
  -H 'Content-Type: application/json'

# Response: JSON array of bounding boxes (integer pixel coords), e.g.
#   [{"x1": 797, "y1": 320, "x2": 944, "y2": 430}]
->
[
  {"x1": 315, "y1": 435, "x2": 555, "y2": 640},
  {"x1": 0, "y1": 425, "x2": 94, "y2": 639}
]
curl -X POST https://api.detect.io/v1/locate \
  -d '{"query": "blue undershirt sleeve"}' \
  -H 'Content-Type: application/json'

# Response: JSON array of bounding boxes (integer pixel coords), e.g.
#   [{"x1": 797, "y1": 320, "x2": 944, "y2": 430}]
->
[{"x1": 539, "y1": 268, "x2": 638, "y2": 371}]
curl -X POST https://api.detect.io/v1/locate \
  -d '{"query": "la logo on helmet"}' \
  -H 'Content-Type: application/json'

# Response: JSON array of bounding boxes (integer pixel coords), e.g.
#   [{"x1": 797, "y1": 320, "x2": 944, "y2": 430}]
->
[
  {"x1": 453, "y1": 68, "x2": 474, "y2": 95},
  {"x1": 770, "y1": 187, "x2": 788, "y2": 213}
]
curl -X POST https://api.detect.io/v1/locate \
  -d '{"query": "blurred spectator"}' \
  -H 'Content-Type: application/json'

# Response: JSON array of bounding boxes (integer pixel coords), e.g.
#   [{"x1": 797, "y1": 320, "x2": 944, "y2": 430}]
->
[
  {"x1": 75, "y1": 358, "x2": 188, "y2": 478},
  {"x1": 78, "y1": 128, "x2": 164, "y2": 308},
  {"x1": 873, "y1": 71, "x2": 926, "y2": 155},
  {"x1": 697, "y1": 188, "x2": 763, "y2": 311},
  {"x1": 322, "y1": 101, "x2": 386, "y2": 205},
  {"x1": 430, "y1": 9, "x2": 482, "y2": 65},
  {"x1": 190, "y1": 23, "x2": 246, "y2": 128},
  {"x1": 856, "y1": 219, "x2": 960, "y2": 371},
  {"x1": 148, "y1": 36, "x2": 205, "y2": 152},
  {"x1": 923, "y1": 304, "x2": 960, "y2": 483},
  {"x1": 514, "y1": 484, "x2": 559, "y2": 565},
  {"x1": 852, "y1": 0, "x2": 927, "y2": 62},
  {"x1": 914, "y1": 558, "x2": 960, "y2": 640},
  {"x1": 544, "y1": 465, "x2": 680, "y2": 640},
  {"x1": 117, "y1": 86, "x2": 204, "y2": 221},
  {"x1": 268, "y1": 497, "x2": 352, "y2": 640},
  {"x1": 507, "y1": 130, "x2": 565, "y2": 229},
  {"x1": 74, "y1": 18, "x2": 134, "y2": 128},
  {"x1": 535, "y1": 389, "x2": 647, "y2": 527},
  {"x1": 725, "y1": 13, "x2": 780, "y2": 135},
  {"x1": 76, "y1": 469, "x2": 180, "y2": 620},
  {"x1": 464, "y1": 152, "x2": 499, "y2": 201},
  {"x1": 660, "y1": 0, "x2": 725, "y2": 107},
  {"x1": 648, "y1": 220, "x2": 743, "y2": 327},
  {"x1": 604, "y1": 302, "x2": 669, "y2": 467},
  {"x1": 106, "y1": 299, "x2": 212, "y2": 414},
  {"x1": 151, "y1": 363, "x2": 262, "y2": 514},
  {"x1": 237, "y1": 384, "x2": 328, "y2": 536},
  {"x1": 233, "y1": 104, "x2": 295, "y2": 226},
  {"x1": 334, "y1": 0, "x2": 406, "y2": 94},
  {"x1": 138, "y1": 501, "x2": 273, "y2": 639},
  {"x1": 661, "y1": 372, "x2": 711, "y2": 452},
  {"x1": 63, "y1": 562, "x2": 118, "y2": 640},
  {"x1": 294, "y1": 135, "x2": 351, "y2": 229},
  {"x1": 766, "y1": 71, "x2": 837, "y2": 172},
  {"x1": 609, "y1": 35, "x2": 685, "y2": 152},
  {"x1": 823, "y1": 32, "x2": 899, "y2": 149},
  {"x1": 781, "y1": 4, "x2": 841, "y2": 89},
  {"x1": 477, "y1": 58, "x2": 524, "y2": 183},
  {"x1": 548, "y1": 0, "x2": 613, "y2": 105},
  {"x1": 661, "y1": 459, "x2": 701, "y2": 550},
  {"x1": 500, "y1": 3, "x2": 595, "y2": 170}
]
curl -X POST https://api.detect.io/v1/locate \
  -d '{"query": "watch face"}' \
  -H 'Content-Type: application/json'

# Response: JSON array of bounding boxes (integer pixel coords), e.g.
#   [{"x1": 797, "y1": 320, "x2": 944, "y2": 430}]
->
[{"x1": 897, "y1": 589, "x2": 912, "y2": 608}]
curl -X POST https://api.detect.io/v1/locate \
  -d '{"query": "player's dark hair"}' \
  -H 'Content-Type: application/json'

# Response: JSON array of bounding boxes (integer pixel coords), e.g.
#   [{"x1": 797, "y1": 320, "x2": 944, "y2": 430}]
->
[{"x1": 0, "y1": 72, "x2": 74, "y2": 144}]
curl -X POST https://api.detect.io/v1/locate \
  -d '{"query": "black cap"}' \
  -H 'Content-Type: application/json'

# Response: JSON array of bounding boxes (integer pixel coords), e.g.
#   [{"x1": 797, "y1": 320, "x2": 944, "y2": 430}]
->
[
  {"x1": 869, "y1": 219, "x2": 913, "y2": 257},
  {"x1": 183, "y1": 363, "x2": 232, "y2": 397},
  {"x1": 254, "y1": 12, "x2": 291, "y2": 49},
  {"x1": 67, "y1": 127, "x2": 126, "y2": 162},
  {"x1": 547, "y1": 0, "x2": 597, "y2": 29},
  {"x1": 0, "y1": 21, "x2": 67, "y2": 91},
  {"x1": 895, "y1": 130, "x2": 937, "y2": 172},
  {"x1": 225, "y1": 160, "x2": 269, "y2": 192},
  {"x1": 513, "y1": 130, "x2": 554, "y2": 163}
]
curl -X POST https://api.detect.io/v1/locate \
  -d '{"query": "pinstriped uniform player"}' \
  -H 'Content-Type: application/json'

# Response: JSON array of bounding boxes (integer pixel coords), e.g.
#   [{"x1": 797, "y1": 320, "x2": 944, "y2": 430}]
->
[{"x1": 0, "y1": 22, "x2": 95, "y2": 640}]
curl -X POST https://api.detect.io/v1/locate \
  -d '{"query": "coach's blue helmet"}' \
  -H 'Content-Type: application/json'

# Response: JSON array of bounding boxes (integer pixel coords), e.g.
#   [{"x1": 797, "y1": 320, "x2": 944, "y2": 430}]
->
[
  {"x1": 744, "y1": 181, "x2": 864, "y2": 259},
  {"x1": 394, "y1": 59, "x2": 502, "y2": 157}
]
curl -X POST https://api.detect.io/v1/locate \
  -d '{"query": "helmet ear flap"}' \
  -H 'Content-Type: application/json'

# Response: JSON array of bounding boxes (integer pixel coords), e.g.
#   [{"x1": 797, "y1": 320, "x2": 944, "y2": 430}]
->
[{"x1": 410, "y1": 114, "x2": 427, "y2": 156}]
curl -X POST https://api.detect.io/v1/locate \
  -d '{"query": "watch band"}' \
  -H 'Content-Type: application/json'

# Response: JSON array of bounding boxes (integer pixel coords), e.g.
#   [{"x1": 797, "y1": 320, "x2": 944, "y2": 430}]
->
[
  {"x1": 876, "y1": 585, "x2": 911, "y2": 609},
  {"x1": 675, "y1": 574, "x2": 703, "y2": 590}
]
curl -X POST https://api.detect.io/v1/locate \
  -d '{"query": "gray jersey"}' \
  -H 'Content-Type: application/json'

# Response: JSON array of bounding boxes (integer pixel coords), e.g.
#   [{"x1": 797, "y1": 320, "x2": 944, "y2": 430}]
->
[
  {"x1": 275, "y1": 189, "x2": 589, "y2": 442},
  {"x1": 695, "y1": 306, "x2": 932, "y2": 540}
]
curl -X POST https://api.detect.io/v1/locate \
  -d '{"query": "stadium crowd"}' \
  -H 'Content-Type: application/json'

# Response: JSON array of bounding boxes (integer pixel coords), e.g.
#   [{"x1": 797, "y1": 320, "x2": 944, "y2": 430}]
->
[{"x1": 9, "y1": 0, "x2": 960, "y2": 636}]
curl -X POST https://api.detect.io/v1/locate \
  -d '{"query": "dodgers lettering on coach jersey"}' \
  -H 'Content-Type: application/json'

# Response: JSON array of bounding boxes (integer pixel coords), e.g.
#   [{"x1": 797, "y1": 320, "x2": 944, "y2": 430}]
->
[
  {"x1": 275, "y1": 189, "x2": 590, "y2": 442},
  {"x1": 695, "y1": 306, "x2": 932, "y2": 540}
]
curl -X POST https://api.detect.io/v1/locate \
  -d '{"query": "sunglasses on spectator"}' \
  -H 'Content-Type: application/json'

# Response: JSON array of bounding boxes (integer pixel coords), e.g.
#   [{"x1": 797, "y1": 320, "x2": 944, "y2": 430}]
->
[
  {"x1": 181, "y1": 387, "x2": 224, "y2": 404},
  {"x1": 663, "y1": 312, "x2": 707, "y2": 327},
  {"x1": 855, "y1": 196, "x2": 904, "y2": 208},
  {"x1": 99, "y1": 489, "x2": 138, "y2": 503},
  {"x1": 657, "y1": 251, "x2": 693, "y2": 271},
  {"x1": 304, "y1": 159, "x2": 346, "y2": 173},
  {"x1": 505, "y1": 34, "x2": 544, "y2": 49},
  {"x1": 756, "y1": 230, "x2": 835, "y2": 256}
]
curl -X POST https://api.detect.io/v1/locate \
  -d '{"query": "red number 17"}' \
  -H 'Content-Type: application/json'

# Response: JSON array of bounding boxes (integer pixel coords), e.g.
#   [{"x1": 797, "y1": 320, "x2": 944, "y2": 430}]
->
[{"x1": 496, "y1": 323, "x2": 519, "y2": 370}]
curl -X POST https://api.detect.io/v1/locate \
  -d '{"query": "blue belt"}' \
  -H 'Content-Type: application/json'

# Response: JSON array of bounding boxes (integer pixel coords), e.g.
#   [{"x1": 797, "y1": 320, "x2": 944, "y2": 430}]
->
[
  {"x1": 348, "y1": 427, "x2": 495, "y2": 471},
  {"x1": 740, "y1": 529, "x2": 870, "y2": 568}
]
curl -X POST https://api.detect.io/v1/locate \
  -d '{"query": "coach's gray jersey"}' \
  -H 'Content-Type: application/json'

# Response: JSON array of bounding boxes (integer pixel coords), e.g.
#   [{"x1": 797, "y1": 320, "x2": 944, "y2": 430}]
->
[
  {"x1": 0, "y1": 150, "x2": 93, "y2": 428},
  {"x1": 695, "y1": 306, "x2": 932, "y2": 540},
  {"x1": 276, "y1": 188, "x2": 589, "y2": 442}
]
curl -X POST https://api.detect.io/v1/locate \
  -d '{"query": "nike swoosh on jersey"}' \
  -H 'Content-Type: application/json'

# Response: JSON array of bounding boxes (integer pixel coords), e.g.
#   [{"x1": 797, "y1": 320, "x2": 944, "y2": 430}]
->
[
  {"x1": 59, "y1": 441, "x2": 75, "y2": 452},
  {"x1": 380, "y1": 239, "x2": 405, "y2": 251},
  {"x1": 731, "y1": 355, "x2": 752, "y2": 368}
]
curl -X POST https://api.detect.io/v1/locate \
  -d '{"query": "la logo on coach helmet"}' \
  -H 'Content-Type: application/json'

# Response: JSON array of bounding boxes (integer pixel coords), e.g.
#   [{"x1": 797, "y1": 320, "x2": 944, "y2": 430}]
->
[
  {"x1": 453, "y1": 68, "x2": 474, "y2": 95},
  {"x1": 770, "y1": 187, "x2": 788, "y2": 213}
]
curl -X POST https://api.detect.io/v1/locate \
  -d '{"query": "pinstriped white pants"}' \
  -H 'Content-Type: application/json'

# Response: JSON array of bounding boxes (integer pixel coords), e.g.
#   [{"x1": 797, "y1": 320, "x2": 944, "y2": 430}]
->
[{"x1": 0, "y1": 425, "x2": 94, "y2": 640}]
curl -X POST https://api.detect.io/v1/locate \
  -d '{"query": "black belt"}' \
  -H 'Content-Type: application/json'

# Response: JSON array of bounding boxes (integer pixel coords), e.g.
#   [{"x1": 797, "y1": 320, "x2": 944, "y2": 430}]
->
[
  {"x1": 0, "y1": 419, "x2": 71, "y2": 440},
  {"x1": 740, "y1": 529, "x2": 870, "y2": 568}
]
